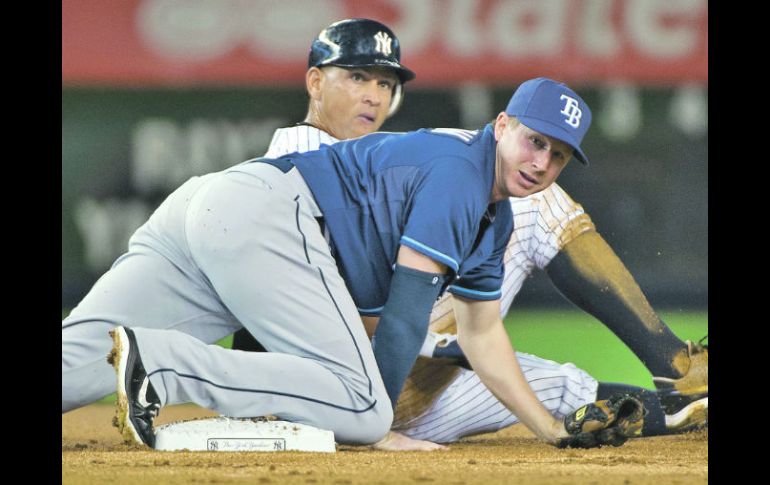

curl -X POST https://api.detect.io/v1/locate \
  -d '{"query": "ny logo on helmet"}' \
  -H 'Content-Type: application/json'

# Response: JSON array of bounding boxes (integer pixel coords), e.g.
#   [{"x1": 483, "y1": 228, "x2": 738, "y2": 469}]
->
[
  {"x1": 374, "y1": 31, "x2": 392, "y2": 56},
  {"x1": 559, "y1": 94, "x2": 582, "y2": 128}
]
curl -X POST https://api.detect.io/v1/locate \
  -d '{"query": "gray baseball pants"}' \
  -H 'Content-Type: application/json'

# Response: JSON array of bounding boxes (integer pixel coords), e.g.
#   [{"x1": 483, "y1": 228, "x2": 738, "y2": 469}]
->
[{"x1": 62, "y1": 162, "x2": 392, "y2": 444}]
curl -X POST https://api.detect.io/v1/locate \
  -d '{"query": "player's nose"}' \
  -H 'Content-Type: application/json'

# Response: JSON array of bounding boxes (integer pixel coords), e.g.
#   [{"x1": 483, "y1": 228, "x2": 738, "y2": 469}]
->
[
  {"x1": 532, "y1": 151, "x2": 552, "y2": 172},
  {"x1": 362, "y1": 81, "x2": 383, "y2": 106}
]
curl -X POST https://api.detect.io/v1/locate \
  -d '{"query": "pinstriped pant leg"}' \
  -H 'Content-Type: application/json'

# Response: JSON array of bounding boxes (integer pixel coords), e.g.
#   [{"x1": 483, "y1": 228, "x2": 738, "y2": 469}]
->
[{"x1": 397, "y1": 352, "x2": 598, "y2": 443}]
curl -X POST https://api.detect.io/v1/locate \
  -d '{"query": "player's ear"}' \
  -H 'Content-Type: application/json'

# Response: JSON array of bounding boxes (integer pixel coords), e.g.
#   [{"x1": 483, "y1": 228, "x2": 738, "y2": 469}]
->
[
  {"x1": 306, "y1": 67, "x2": 324, "y2": 101},
  {"x1": 493, "y1": 112, "x2": 509, "y2": 142}
]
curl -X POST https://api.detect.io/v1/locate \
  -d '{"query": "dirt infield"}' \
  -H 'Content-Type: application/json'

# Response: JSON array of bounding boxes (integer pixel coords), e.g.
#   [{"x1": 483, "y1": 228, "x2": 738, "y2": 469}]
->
[{"x1": 62, "y1": 403, "x2": 707, "y2": 485}]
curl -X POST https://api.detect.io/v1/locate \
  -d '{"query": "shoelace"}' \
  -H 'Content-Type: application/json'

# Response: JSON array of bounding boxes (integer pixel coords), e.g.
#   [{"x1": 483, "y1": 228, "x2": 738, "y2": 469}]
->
[
  {"x1": 147, "y1": 403, "x2": 160, "y2": 419},
  {"x1": 697, "y1": 334, "x2": 708, "y2": 350}
]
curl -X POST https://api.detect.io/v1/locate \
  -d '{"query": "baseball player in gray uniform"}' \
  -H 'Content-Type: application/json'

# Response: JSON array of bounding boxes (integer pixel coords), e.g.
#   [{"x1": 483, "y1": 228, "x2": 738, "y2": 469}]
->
[
  {"x1": 227, "y1": 19, "x2": 707, "y2": 447},
  {"x1": 61, "y1": 18, "x2": 408, "y2": 418}
]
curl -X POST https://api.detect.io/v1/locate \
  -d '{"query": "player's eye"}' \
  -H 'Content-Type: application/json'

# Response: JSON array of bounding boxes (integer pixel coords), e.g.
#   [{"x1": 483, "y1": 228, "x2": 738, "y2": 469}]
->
[
  {"x1": 351, "y1": 72, "x2": 365, "y2": 82},
  {"x1": 530, "y1": 136, "x2": 546, "y2": 149},
  {"x1": 378, "y1": 80, "x2": 393, "y2": 90}
]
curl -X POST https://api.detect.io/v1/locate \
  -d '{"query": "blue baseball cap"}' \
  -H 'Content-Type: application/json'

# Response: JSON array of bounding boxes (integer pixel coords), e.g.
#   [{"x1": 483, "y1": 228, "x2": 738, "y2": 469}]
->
[{"x1": 505, "y1": 77, "x2": 592, "y2": 165}]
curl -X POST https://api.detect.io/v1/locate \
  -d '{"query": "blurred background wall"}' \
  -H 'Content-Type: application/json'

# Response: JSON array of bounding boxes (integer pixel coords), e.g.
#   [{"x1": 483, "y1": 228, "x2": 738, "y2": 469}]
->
[{"x1": 62, "y1": 0, "x2": 707, "y2": 311}]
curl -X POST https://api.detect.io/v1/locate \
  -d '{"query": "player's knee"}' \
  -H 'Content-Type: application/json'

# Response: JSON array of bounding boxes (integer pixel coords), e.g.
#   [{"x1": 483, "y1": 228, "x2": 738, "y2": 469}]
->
[
  {"x1": 336, "y1": 400, "x2": 393, "y2": 445},
  {"x1": 370, "y1": 401, "x2": 394, "y2": 440},
  {"x1": 358, "y1": 404, "x2": 394, "y2": 444}
]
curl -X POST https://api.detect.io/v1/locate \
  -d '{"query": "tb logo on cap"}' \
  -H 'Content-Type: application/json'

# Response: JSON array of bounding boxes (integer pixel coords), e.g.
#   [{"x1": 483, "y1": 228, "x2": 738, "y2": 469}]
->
[{"x1": 560, "y1": 94, "x2": 582, "y2": 128}]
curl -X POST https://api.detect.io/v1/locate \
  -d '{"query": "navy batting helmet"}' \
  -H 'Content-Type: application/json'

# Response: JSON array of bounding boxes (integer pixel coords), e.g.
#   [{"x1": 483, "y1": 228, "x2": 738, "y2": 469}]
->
[{"x1": 308, "y1": 18, "x2": 415, "y2": 116}]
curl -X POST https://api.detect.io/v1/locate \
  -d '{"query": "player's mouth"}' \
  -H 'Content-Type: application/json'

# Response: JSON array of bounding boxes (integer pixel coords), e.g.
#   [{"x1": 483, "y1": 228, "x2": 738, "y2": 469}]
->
[
  {"x1": 517, "y1": 170, "x2": 539, "y2": 189},
  {"x1": 357, "y1": 113, "x2": 377, "y2": 124}
]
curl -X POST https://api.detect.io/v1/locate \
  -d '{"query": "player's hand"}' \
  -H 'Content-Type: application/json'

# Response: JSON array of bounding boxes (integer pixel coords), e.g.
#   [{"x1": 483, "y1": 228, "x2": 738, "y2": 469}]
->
[{"x1": 371, "y1": 431, "x2": 448, "y2": 451}]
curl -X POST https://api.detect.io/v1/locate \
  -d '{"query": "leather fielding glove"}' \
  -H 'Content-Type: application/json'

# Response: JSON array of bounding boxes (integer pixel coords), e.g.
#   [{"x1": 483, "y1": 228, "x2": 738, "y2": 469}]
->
[{"x1": 557, "y1": 393, "x2": 646, "y2": 449}]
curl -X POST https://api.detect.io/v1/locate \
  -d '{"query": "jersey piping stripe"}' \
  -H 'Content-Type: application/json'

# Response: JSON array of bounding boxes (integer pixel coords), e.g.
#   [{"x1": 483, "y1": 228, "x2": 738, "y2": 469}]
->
[
  {"x1": 447, "y1": 285, "x2": 501, "y2": 300},
  {"x1": 316, "y1": 266, "x2": 375, "y2": 397},
  {"x1": 294, "y1": 196, "x2": 311, "y2": 264},
  {"x1": 358, "y1": 305, "x2": 384, "y2": 314},
  {"x1": 292, "y1": 196, "x2": 375, "y2": 398},
  {"x1": 148, "y1": 368, "x2": 378, "y2": 413},
  {"x1": 400, "y1": 236, "x2": 459, "y2": 271}
]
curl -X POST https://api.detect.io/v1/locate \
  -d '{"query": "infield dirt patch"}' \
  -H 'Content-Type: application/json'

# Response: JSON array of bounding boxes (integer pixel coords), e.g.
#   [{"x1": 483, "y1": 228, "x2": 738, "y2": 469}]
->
[{"x1": 63, "y1": 403, "x2": 707, "y2": 485}]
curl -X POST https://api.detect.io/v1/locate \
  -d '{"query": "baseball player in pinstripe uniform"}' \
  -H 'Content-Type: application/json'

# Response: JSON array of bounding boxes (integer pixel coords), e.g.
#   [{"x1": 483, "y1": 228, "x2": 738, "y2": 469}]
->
[{"x1": 227, "y1": 19, "x2": 707, "y2": 448}]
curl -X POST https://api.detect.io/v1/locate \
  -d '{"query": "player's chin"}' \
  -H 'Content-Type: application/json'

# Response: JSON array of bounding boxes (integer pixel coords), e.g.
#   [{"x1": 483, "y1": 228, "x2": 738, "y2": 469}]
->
[{"x1": 352, "y1": 117, "x2": 383, "y2": 137}]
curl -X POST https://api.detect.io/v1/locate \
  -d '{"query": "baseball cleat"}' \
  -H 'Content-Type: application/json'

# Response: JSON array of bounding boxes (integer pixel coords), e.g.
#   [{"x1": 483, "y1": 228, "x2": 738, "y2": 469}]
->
[
  {"x1": 107, "y1": 326, "x2": 161, "y2": 448},
  {"x1": 652, "y1": 335, "x2": 709, "y2": 415},
  {"x1": 663, "y1": 396, "x2": 708, "y2": 431}
]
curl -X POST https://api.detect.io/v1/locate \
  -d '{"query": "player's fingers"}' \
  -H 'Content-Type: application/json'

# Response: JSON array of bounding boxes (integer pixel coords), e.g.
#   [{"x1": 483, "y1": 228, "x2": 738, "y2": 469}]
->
[{"x1": 371, "y1": 431, "x2": 449, "y2": 451}]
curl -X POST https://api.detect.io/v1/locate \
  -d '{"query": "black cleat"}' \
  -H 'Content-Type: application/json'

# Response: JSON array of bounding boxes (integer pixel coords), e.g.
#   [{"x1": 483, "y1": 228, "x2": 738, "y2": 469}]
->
[
  {"x1": 659, "y1": 394, "x2": 708, "y2": 432},
  {"x1": 653, "y1": 336, "x2": 708, "y2": 432},
  {"x1": 107, "y1": 326, "x2": 161, "y2": 448}
]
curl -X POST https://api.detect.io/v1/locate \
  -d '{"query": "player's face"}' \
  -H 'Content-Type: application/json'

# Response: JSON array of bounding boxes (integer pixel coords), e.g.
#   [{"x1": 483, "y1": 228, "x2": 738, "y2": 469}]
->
[
  {"x1": 311, "y1": 66, "x2": 399, "y2": 140},
  {"x1": 491, "y1": 113, "x2": 573, "y2": 200}
]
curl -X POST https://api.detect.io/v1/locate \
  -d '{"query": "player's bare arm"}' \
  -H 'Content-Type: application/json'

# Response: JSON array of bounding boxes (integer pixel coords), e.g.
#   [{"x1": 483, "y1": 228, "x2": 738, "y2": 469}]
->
[
  {"x1": 453, "y1": 295, "x2": 568, "y2": 444},
  {"x1": 397, "y1": 245, "x2": 446, "y2": 273}
]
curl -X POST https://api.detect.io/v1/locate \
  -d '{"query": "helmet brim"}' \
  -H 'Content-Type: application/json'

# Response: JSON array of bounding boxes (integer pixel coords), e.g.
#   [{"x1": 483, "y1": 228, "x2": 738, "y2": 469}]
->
[{"x1": 319, "y1": 60, "x2": 415, "y2": 84}]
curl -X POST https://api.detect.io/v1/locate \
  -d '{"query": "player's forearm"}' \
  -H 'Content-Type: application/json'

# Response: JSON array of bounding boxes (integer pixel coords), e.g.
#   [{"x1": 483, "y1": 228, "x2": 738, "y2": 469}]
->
[
  {"x1": 547, "y1": 230, "x2": 663, "y2": 333},
  {"x1": 458, "y1": 323, "x2": 564, "y2": 443},
  {"x1": 546, "y1": 230, "x2": 686, "y2": 376}
]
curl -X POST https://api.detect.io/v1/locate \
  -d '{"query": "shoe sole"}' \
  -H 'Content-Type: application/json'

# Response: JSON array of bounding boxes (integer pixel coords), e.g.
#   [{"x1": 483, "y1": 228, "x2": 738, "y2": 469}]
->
[
  {"x1": 665, "y1": 396, "x2": 708, "y2": 431},
  {"x1": 107, "y1": 327, "x2": 144, "y2": 446}
]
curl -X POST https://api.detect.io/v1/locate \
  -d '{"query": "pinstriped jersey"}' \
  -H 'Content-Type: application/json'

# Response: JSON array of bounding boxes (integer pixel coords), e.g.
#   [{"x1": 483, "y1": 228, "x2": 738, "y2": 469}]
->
[
  {"x1": 263, "y1": 125, "x2": 339, "y2": 158},
  {"x1": 499, "y1": 186, "x2": 594, "y2": 315},
  {"x1": 262, "y1": 125, "x2": 592, "y2": 319},
  {"x1": 289, "y1": 125, "x2": 513, "y2": 316}
]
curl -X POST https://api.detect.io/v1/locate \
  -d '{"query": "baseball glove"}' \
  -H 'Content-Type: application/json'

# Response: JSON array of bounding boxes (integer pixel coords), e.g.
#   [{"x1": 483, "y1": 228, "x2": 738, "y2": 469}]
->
[{"x1": 557, "y1": 393, "x2": 646, "y2": 449}]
